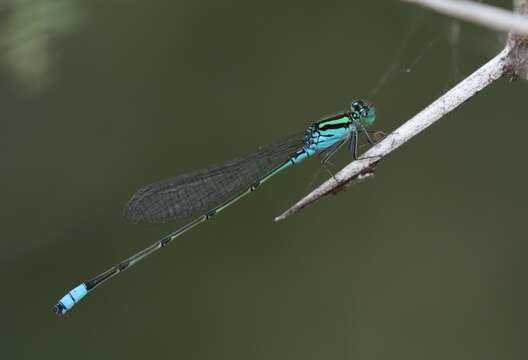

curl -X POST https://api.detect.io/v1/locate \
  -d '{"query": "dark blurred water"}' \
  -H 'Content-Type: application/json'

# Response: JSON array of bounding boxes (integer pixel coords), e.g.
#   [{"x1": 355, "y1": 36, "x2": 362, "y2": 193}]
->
[{"x1": 2, "y1": 1, "x2": 526, "y2": 359}]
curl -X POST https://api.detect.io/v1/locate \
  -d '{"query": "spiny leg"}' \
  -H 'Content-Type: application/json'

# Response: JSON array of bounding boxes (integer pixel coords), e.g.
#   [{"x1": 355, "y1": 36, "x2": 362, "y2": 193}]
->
[
  {"x1": 360, "y1": 124, "x2": 375, "y2": 145},
  {"x1": 322, "y1": 162, "x2": 339, "y2": 183},
  {"x1": 348, "y1": 130, "x2": 358, "y2": 160},
  {"x1": 319, "y1": 139, "x2": 347, "y2": 164},
  {"x1": 304, "y1": 161, "x2": 338, "y2": 192}
]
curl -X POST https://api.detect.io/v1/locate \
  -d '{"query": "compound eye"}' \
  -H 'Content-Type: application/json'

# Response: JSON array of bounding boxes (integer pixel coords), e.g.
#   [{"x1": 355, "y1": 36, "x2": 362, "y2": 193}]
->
[{"x1": 351, "y1": 99, "x2": 365, "y2": 112}]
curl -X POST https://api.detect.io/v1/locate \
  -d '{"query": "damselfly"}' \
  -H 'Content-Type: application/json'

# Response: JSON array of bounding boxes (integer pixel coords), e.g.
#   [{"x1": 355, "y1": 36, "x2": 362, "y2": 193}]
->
[{"x1": 53, "y1": 99, "x2": 376, "y2": 316}]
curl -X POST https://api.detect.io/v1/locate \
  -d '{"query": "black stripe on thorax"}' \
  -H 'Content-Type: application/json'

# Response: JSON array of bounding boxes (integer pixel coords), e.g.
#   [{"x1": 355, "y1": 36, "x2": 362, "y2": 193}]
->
[{"x1": 314, "y1": 113, "x2": 352, "y2": 132}]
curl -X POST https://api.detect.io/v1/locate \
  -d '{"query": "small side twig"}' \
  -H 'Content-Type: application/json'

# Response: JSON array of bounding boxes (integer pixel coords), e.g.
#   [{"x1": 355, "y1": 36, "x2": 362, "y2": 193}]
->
[{"x1": 275, "y1": 0, "x2": 528, "y2": 222}]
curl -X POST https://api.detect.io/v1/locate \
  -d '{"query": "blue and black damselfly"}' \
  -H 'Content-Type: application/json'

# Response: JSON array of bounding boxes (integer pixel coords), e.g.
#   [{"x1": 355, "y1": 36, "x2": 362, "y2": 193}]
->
[{"x1": 53, "y1": 99, "x2": 376, "y2": 316}]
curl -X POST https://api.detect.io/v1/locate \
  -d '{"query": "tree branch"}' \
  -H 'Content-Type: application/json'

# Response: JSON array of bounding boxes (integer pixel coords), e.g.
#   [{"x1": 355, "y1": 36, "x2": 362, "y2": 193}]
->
[
  {"x1": 275, "y1": 0, "x2": 528, "y2": 222},
  {"x1": 274, "y1": 47, "x2": 510, "y2": 222},
  {"x1": 403, "y1": 0, "x2": 528, "y2": 36}
]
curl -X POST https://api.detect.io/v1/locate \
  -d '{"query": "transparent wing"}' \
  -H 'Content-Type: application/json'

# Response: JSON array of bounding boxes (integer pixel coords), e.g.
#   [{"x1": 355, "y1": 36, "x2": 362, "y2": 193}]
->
[{"x1": 124, "y1": 133, "x2": 305, "y2": 224}]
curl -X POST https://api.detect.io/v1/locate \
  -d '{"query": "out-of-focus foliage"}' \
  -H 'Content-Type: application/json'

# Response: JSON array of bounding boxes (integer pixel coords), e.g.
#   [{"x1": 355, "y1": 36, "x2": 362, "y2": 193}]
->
[{"x1": 0, "y1": 0, "x2": 81, "y2": 93}]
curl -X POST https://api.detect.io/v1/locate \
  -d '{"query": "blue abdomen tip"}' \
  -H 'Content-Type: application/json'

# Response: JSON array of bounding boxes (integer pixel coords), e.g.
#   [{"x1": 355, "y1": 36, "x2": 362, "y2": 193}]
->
[{"x1": 52, "y1": 283, "x2": 88, "y2": 316}]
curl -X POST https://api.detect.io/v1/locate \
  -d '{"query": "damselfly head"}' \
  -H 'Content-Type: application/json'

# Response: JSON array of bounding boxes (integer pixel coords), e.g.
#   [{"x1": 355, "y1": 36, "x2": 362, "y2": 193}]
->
[{"x1": 351, "y1": 99, "x2": 376, "y2": 126}]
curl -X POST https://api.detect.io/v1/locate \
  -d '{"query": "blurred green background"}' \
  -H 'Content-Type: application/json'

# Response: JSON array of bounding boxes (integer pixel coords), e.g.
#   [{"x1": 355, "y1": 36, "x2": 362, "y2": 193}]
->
[{"x1": 2, "y1": 0, "x2": 526, "y2": 359}]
